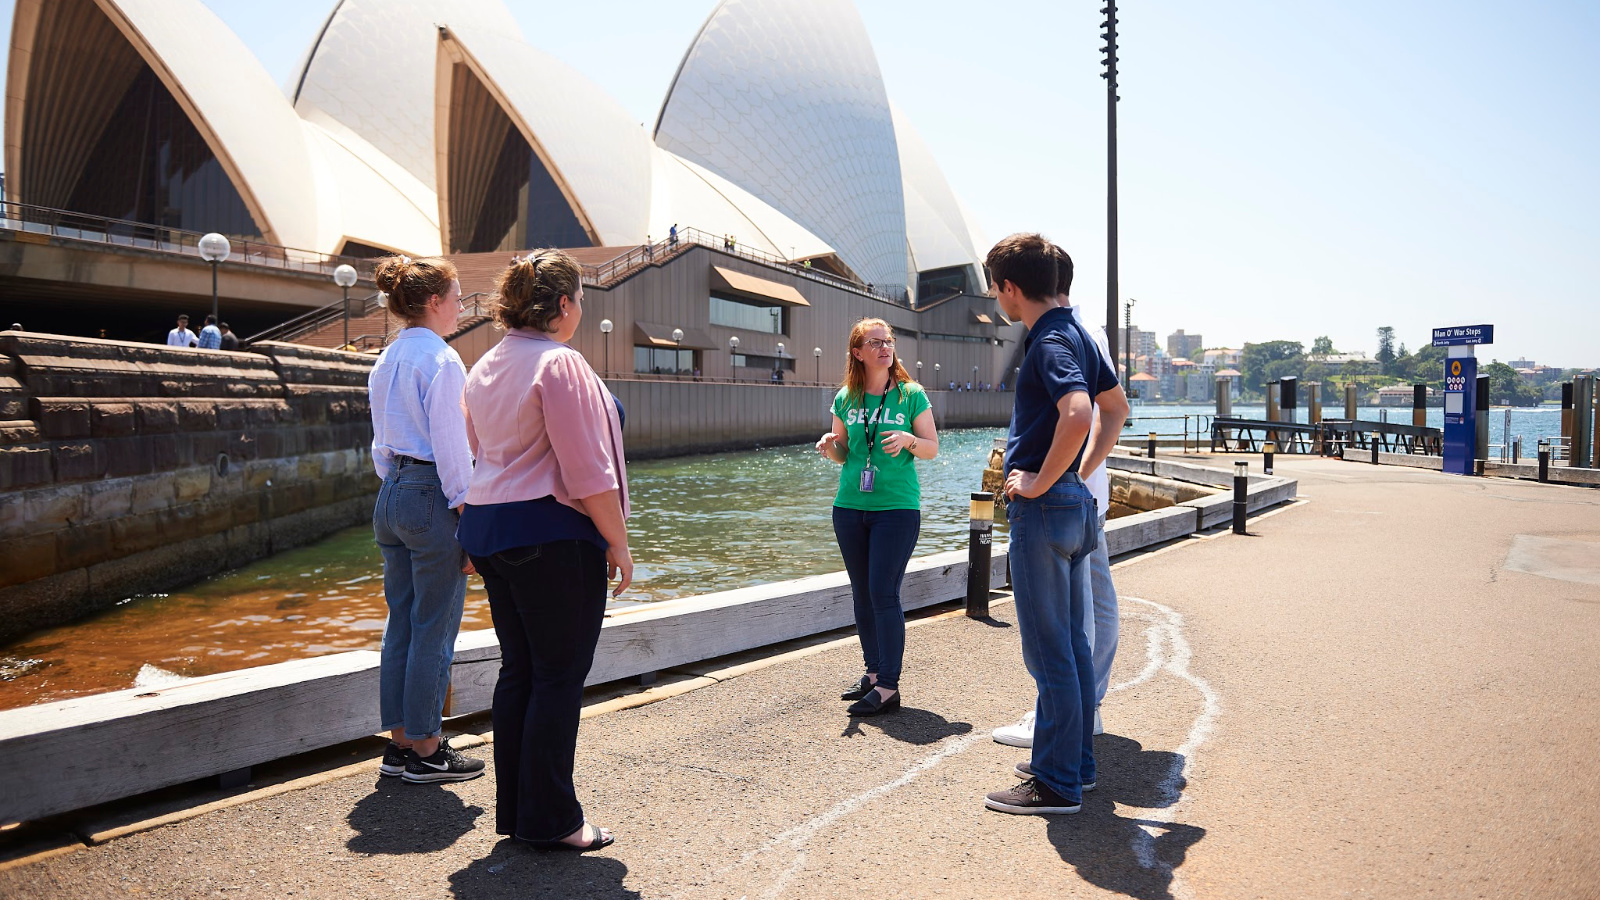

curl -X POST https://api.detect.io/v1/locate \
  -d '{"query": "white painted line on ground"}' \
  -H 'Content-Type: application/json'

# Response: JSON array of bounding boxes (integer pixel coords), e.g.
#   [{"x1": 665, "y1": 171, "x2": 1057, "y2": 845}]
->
[{"x1": 1118, "y1": 596, "x2": 1221, "y2": 900}]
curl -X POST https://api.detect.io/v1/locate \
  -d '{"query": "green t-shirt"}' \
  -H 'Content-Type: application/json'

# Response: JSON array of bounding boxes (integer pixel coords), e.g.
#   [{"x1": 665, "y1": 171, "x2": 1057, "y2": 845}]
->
[{"x1": 830, "y1": 381, "x2": 932, "y2": 511}]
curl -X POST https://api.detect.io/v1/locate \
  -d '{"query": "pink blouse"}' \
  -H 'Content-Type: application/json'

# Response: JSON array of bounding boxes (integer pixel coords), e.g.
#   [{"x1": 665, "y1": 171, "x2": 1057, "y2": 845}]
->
[{"x1": 461, "y1": 329, "x2": 629, "y2": 520}]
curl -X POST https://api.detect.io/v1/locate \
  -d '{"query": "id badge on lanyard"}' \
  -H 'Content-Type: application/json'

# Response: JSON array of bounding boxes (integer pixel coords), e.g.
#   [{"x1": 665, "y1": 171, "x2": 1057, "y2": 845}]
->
[{"x1": 858, "y1": 386, "x2": 891, "y2": 494}]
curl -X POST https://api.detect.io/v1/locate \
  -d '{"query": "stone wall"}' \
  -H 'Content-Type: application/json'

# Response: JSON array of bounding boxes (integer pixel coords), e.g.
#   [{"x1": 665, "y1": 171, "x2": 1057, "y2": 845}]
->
[{"x1": 0, "y1": 333, "x2": 377, "y2": 643}]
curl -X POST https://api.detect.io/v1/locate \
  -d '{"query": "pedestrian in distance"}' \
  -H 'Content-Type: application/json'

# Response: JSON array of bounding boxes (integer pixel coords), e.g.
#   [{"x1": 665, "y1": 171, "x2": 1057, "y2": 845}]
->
[
  {"x1": 166, "y1": 314, "x2": 197, "y2": 348},
  {"x1": 218, "y1": 322, "x2": 240, "y2": 351},
  {"x1": 984, "y1": 233, "x2": 1121, "y2": 816},
  {"x1": 993, "y1": 243, "x2": 1130, "y2": 751},
  {"x1": 816, "y1": 318, "x2": 939, "y2": 716},
  {"x1": 197, "y1": 315, "x2": 223, "y2": 350},
  {"x1": 669, "y1": 223, "x2": 678, "y2": 247},
  {"x1": 367, "y1": 255, "x2": 483, "y2": 786},
  {"x1": 460, "y1": 250, "x2": 632, "y2": 852}
]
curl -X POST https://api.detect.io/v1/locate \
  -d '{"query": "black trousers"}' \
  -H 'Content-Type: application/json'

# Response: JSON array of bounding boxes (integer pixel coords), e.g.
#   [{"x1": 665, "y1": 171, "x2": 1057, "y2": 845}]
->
[{"x1": 472, "y1": 540, "x2": 607, "y2": 841}]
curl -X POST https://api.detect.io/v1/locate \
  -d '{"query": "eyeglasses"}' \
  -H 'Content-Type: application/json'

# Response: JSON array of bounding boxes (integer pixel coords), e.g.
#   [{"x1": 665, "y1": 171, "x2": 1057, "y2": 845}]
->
[{"x1": 862, "y1": 338, "x2": 896, "y2": 350}]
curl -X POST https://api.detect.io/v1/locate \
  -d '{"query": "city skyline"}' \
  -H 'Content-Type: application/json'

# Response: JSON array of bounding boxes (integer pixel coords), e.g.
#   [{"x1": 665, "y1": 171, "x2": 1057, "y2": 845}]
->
[{"x1": 1, "y1": 0, "x2": 1594, "y2": 365}]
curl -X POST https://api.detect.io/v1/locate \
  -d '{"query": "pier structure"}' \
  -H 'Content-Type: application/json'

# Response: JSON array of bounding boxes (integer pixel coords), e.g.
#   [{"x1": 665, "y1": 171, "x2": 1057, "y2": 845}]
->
[{"x1": 1, "y1": 453, "x2": 1596, "y2": 898}]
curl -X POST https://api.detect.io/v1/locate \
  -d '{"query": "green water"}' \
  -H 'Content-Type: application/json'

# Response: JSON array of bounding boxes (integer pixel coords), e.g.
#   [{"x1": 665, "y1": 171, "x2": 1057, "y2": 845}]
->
[{"x1": 0, "y1": 429, "x2": 1005, "y2": 708}]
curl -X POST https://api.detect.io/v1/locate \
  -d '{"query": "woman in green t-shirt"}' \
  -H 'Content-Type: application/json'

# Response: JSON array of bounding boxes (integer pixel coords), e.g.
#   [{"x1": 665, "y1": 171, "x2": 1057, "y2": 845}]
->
[{"x1": 816, "y1": 318, "x2": 940, "y2": 716}]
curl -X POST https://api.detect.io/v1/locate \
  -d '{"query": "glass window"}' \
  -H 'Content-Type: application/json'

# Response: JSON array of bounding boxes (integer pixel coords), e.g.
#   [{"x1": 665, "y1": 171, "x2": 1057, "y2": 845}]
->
[
  {"x1": 710, "y1": 293, "x2": 785, "y2": 334},
  {"x1": 634, "y1": 346, "x2": 697, "y2": 375}
]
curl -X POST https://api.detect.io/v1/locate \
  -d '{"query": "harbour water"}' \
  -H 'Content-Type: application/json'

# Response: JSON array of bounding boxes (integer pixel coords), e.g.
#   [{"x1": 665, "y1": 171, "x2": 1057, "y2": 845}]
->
[
  {"x1": 0, "y1": 428, "x2": 1006, "y2": 710},
  {"x1": 1130, "y1": 403, "x2": 1567, "y2": 454}
]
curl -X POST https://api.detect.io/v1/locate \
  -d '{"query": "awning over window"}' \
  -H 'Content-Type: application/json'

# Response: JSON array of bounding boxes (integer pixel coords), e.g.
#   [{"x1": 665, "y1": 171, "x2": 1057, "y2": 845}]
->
[
  {"x1": 634, "y1": 321, "x2": 716, "y2": 349},
  {"x1": 971, "y1": 312, "x2": 993, "y2": 325},
  {"x1": 710, "y1": 266, "x2": 810, "y2": 307}
]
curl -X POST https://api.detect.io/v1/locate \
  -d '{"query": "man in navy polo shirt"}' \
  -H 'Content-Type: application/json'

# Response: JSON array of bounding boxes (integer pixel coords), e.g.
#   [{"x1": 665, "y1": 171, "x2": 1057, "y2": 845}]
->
[{"x1": 983, "y1": 233, "x2": 1122, "y2": 816}]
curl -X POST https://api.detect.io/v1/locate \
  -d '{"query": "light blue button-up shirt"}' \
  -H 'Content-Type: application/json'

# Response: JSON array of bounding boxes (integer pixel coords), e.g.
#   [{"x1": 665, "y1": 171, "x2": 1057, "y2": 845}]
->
[{"x1": 368, "y1": 327, "x2": 474, "y2": 507}]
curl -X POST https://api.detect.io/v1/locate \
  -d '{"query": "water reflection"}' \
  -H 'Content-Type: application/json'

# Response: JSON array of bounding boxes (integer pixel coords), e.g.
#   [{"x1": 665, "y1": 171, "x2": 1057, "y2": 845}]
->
[{"x1": 0, "y1": 428, "x2": 1005, "y2": 709}]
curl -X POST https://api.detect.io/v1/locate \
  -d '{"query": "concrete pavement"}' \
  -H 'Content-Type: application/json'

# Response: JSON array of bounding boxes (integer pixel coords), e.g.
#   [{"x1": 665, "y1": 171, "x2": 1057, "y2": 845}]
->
[{"x1": 3, "y1": 453, "x2": 1598, "y2": 898}]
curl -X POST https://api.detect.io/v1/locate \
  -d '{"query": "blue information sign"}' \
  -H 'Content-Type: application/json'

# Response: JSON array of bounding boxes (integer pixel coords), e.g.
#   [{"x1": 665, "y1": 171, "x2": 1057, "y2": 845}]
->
[
  {"x1": 1432, "y1": 324, "x2": 1494, "y2": 347},
  {"x1": 1442, "y1": 356, "x2": 1477, "y2": 474}
]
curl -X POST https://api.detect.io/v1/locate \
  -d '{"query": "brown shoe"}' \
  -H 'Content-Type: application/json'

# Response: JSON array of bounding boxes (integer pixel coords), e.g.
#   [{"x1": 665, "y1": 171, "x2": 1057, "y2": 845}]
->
[{"x1": 985, "y1": 777, "x2": 1082, "y2": 815}]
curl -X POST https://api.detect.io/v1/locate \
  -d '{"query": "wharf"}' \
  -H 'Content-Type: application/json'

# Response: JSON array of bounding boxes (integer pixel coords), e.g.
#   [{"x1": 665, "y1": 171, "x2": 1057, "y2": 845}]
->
[{"x1": 3, "y1": 454, "x2": 1598, "y2": 898}]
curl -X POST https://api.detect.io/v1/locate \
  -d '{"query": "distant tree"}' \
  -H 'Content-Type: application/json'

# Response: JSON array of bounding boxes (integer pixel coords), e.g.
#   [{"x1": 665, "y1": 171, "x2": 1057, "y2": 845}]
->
[
  {"x1": 1395, "y1": 344, "x2": 1447, "y2": 387},
  {"x1": 1375, "y1": 326, "x2": 1396, "y2": 374},
  {"x1": 1311, "y1": 335, "x2": 1335, "y2": 357},
  {"x1": 1482, "y1": 362, "x2": 1545, "y2": 407},
  {"x1": 1241, "y1": 340, "x2": 1305, "y2": 393}
]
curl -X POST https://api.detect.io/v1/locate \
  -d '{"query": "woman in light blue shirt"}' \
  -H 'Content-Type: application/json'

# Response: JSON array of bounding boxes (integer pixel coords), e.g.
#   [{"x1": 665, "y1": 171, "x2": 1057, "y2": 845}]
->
[{"x1": 367, "y1": 256, "x2": 483, "y2": 784}]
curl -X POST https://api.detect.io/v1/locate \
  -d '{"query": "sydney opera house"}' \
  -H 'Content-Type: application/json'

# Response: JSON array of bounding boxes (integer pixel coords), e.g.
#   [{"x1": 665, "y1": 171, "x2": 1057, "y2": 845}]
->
[{"x1": 3, "y1": 0, "x2": 1023, "y2": 385}]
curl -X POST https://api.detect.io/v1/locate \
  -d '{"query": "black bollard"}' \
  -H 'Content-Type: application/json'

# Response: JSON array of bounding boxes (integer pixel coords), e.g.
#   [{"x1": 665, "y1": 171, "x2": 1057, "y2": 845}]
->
[
  {"x1": 967, "y1": 492, "x2": 993, "y2": 618},
  {"x1": 1263, "y1": 441, "x2": 1276, "y2": 475},
  {"x1": 1147, "y1": 431, "x2": 1157, "y2": 459},
  {"x1": 1539, "y1": 441, "x2": 1550, "y2": 483},
  {"x1": 1371, "y1": 436, "x2": 1380, "y2": 465},
  {"x1": 1233, "y1": 461, "x2": 1248, "y2": 535}
]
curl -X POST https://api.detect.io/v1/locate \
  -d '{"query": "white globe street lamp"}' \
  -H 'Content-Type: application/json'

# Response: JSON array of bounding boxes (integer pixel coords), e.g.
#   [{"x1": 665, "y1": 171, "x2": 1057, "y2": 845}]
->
[
  {"x1": 599, "y1": 318, "x2": 614, "y2": 374},
  {"x1": 775, "y1": 342, "x2": 785, "y2": 380},
  {"x1": 198, "y1": 233, "x2": 231, "y2": 323},
  {"x1": 333, "y1": 263, "x2": 358, "y2": 349},
  {"x1": 813, "y1": 346, "x2": 822, "y2": 383},
  {"x1": 672, "y1": 328, "x2": 685, "y2": 376},
  {"x1": 728, "y1": 335, "x2": 740, "y2": 381}
]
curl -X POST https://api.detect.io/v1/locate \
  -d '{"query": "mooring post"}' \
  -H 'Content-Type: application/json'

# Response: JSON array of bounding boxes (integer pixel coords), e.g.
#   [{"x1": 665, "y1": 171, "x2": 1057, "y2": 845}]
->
[
  {"x1": 1344, "y1": 383, "x2": 1358, "y2": 421},
  {"x1": 1538, "y1": 440, "x2": 1550, "y2": 482},
  {"x1": 1147, "y1": 431, "x2": 1157, "y2": 459},
  {"x1": 1413, "y1": 384, "x2": 1428, "y2": 428},
  {"x1": 1371, "y1": 435, "x2": 1380, "y2": 465},
  {"x1": 1512, "y1": 435, "x2": 1521, "y2": 465},
  {"x1": 1262, "y1": 441, "x2": 1276, "y2": 475},
  {"x1": 967, "y1": 492, "x2": 993, "y2": 618},
  {"x1": 1232, "y1": 461, "x2": 1248, "y2": 535}
]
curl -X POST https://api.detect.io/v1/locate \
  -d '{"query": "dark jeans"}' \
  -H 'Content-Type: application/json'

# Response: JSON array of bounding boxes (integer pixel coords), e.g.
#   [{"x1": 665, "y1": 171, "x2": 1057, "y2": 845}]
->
[
  {"x1": 832, "y1": 507, "x2": 921, "y2": 692},
  {"x1": 472, "y1": 540, "x2": 607, "y2": 841}
]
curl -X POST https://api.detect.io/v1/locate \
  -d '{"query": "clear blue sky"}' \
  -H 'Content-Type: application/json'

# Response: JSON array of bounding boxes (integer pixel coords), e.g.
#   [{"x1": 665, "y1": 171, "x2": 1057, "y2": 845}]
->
[{"x1": 4, "y1": 1, "x2": 1596, "y2": 367}]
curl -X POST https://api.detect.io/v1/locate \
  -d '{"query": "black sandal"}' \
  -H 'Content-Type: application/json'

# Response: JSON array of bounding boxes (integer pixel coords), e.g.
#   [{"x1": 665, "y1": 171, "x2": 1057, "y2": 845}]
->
[
  {"x1": 518, "y1": 822, "x2": 614, "y2": 852},
  {"x1": 847, "y1": 689, "x2": 901, "y2": 716},
  {"x1": 840, "y1": 675, "x2": 876, "y2": 701}
]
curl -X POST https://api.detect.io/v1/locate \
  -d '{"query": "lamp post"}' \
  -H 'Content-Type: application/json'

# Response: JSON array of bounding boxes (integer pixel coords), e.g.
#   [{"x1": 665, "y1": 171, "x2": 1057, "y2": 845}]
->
[
  {"x1": 814, "y1": 346, "x2": 822, "y2": 383},
  {"x1": 1101, "y1": 0, "x2": 1121, "y2": 373},
  {"x1": 333, "y1": 264, "x2": 358, "y2": 349},
  {"x1": 599, "y1": 318, "x2": 613, "y2": 374},
  {"x1": 916, "y1": 360, "x2": 923, "y2": 383},
  {"x1": 672, "y1": 328, "x2": 684, "y2": 375},
  {"x1": 775, "y1": 342, "x2": 785, "y2": 381},
  {"x1": 729, "y1": 335, "x2": 740, "y2": 381},
  {"x1": 198, "y1": 233, "x2": 231, "y2": 323},
  {"x1": 972, "y1": 365, "x2": 979, "y2": 390},
  {"x1": 935, "y1": 362, "x2": 941, "y2": 388}
]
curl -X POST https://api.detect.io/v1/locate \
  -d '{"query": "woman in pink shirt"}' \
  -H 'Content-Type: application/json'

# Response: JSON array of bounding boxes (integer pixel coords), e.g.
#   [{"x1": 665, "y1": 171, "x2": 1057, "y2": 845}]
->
[{"x1": 460, "y1": 250, "x2": 631, "y2": 853}]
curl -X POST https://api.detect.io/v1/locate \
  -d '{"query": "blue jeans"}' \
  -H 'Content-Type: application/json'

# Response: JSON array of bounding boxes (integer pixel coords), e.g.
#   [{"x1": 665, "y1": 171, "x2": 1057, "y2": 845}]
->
[
  {"x1": 373, "y1": 462, "x2": 467, "y2": 740},
  {"x1": 832, "y1": 507, "x2": 921, "y2": 692},
  {"x1": 1008, "y1": 475, "x2": 1098, "y2": 801},
  {"x1": 1088, "y1": 522, "x2": 1118, "y2": 707}
]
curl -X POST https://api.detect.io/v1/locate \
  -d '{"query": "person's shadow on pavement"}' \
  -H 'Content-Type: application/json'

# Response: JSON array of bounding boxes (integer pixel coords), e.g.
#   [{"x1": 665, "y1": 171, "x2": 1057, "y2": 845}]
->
[
  {"x1": 346, "y1": 777, "x2": 484, "y2": 855},
  {"x1": 1042, "y1": 734, "x2": 1206, "y2": 900},
  {"x1": 449, "y1": 839, "x2": 639, "y2": 899},
  {"x1": 842, "y1": 706, "x2": 973, "y2": 745}
]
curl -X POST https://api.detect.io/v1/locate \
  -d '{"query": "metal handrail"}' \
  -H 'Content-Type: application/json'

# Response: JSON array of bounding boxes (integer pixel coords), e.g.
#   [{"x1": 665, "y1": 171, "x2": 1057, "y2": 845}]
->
[
  {"x1": 585, "y1": 227, "x2": 913, "y2": 308},
  {"x1": 246, "y1": 290, "x2": 382, "y2": 346},
  {"x1": 0, "y1": 200, "x2": 377, "y2": 279}
]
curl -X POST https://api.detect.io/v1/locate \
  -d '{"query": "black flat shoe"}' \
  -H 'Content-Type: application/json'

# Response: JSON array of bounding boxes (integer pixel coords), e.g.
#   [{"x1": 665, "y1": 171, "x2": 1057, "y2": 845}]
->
[
  {"x1": 840, "y1": 676, "x2": 876, "y2": 701},
  {"x1": 847, "y1": 689, "x2": 900, "y2": 716},
  {"x1": 517, "y1": 822, "x2": 614, "y2": 853}
]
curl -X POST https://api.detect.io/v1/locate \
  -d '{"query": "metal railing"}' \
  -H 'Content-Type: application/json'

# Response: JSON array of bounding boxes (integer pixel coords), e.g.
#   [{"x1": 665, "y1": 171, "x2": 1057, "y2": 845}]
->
[
  {"x1": 1121, "y1": 414, "x2": 1216, "y2": 453},
  {"x1": 584, "y1": 226, "x2": 913, "y2": 308},
  {"x1": 0, "y1": 201, "x2": 377, "y2": 280},
  {"x1": 245, "y1": 291, "x2": 383, "y2": 346}
]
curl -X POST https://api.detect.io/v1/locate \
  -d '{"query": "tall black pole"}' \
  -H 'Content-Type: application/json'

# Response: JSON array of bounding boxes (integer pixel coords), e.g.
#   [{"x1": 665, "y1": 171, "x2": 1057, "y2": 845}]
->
[
  {"x1": 211, "y1": 261, "x2": 219, "y2": 324},
  {"x1": 342, "y1": 285, "x2": 350, "y2": 348},
  {"x1": 1101, "y1": 2, "x2": 1120, "y2": 372}
]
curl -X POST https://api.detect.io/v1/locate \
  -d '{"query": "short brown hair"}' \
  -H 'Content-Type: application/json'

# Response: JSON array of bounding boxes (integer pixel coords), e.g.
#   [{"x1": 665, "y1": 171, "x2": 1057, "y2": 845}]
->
[
  {"x1": 1049, "y1": 243, "x2": 1075, "y2": 297},
  {"x1": 985, "y1": 233, "x2": 1057, "y2": 302},
  {"x1": 375, "y1": 256, "x2": 458, "y2": 324},
  {"x1": 494, "y1": 250, "x2": 582, "y2": 333}
]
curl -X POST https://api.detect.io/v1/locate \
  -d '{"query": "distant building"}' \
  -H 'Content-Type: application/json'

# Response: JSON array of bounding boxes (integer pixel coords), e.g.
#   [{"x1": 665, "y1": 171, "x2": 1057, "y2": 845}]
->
[
  {"x1": 1120, "y1": 325, "x2": 1158, "y2": 362},
  {"x1": 1510, "y1": 358, "x2": 1535, "y2": 369},
  {"x1": 1167, "y1": 329, "x2": 1203, "y2": 360},
  {"x1": 1214, "y1": 368, "x2": 1242, "y2": 399},
  {"x1": 1377, "y1": 385, "x2": 1432, "y2": 406},
  {"x1": 1202, "y1": 348, "x2": 1242, "y2": 369}
]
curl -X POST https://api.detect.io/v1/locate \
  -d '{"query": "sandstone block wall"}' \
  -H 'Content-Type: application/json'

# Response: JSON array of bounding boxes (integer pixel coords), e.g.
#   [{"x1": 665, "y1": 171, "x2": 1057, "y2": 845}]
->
[{"x1": 0, "y1": 333, "x2": 378, "y2": 643}]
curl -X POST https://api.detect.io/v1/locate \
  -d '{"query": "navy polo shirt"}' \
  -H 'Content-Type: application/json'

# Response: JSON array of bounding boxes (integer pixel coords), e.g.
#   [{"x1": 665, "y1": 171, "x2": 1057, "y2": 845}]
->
[{"x1": 1004, "y1": 306, "x2": 1120, "y2": 478}]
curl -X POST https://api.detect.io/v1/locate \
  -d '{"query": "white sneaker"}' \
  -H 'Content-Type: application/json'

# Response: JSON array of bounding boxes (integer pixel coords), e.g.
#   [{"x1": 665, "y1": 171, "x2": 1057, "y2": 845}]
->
[
  {"x1": 992, "y1": 711, "x2": 1035, "y2": 748},
  {"x1": 1093, "y1": 708, "x2": 1104, "y2": 736}
]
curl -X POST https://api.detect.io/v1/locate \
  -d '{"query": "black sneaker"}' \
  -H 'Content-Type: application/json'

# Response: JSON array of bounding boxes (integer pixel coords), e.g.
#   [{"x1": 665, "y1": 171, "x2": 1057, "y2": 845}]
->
[
  {"x1": 402, "y1": 739, "x2": 485, "y2": 784},
  {"x1": 1013, "y1": 760, "x2": 1096, "y2": 791},
  {"x1": 379, "y1": 741, "x2": 408, "y2": 778},
  {"x1": 985, "y1": 777, "x2": 1082, "y2": 815}
]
